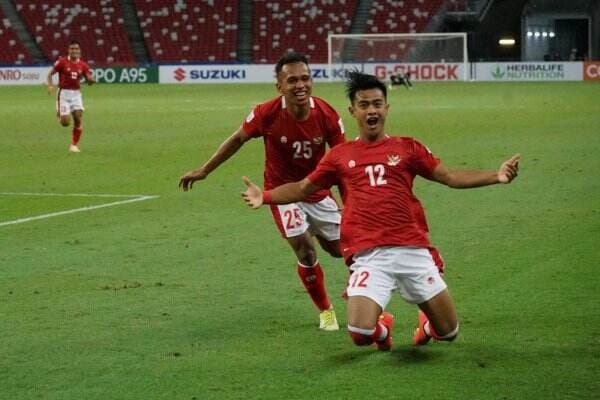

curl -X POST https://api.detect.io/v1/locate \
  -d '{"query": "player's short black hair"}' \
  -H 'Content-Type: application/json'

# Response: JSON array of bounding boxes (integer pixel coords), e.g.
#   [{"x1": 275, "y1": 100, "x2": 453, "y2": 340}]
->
[
  {"x1": 69, "y1": 40, "x2": 81, "y2": 47},
  {"x1": 275, "y1": 52, "x2": 309, "y2": 75},
  {"x1": 346, "y1": 71, "x2": 387, "y2": 103}
]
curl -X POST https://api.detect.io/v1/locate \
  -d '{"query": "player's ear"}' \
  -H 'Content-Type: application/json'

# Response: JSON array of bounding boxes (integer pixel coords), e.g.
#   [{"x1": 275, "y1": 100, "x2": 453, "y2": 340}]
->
[{"x1": 348, "y1": 105, "x2": 355, "y2": 117}]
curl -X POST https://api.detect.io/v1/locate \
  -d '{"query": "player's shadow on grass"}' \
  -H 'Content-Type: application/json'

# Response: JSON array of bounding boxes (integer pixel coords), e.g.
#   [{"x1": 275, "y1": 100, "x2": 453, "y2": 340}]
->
[{"x1": 330, "y1": 344, "x2": 439, "y2": 365}]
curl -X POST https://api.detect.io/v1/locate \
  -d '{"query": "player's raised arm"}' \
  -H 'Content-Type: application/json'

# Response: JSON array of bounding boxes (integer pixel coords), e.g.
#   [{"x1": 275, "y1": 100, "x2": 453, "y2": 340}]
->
[
  {"x1": 430, "y1": 154, "x2": 520, "y2": 188},
  {"x1": 241, "y1": 177, "x2": 321, "y2": 209},
  {"x1": 179, "y1": 127, "x2": 251, "y2": 191}
]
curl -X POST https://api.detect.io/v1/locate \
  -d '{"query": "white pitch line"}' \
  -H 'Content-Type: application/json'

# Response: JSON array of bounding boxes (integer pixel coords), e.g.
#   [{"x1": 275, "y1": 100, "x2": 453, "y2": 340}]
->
[
  {"x1": 0, "y1": 195, "x2": 159, "y2": 227},
  {"x1": 0, "y1": 192, "x2": 150, "y2": 198}
]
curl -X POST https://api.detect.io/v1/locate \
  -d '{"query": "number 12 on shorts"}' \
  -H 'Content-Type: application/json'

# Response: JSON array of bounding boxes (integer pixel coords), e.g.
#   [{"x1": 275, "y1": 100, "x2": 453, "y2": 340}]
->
[{"x1": 349, "y1": 270, "x2": 370, "y2": 288}]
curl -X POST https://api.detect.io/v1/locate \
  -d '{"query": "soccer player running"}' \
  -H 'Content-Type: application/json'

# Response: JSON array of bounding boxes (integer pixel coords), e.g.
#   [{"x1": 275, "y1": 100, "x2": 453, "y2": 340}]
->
[
  {"x1": 179, "y1": 53, "x2": 346, "y2": 331},
  {"x1": 46, "y1": 40, "x2": 95, "y2": 153},
  {"x1": 241, "y1": 71, "x2": 520, "y2": 350}
]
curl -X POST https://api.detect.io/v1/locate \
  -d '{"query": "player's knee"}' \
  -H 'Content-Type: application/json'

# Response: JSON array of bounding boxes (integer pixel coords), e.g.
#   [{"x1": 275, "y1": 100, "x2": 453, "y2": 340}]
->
[{"x1": 347, "y1": 326, "x2": 374, "y2": 346}]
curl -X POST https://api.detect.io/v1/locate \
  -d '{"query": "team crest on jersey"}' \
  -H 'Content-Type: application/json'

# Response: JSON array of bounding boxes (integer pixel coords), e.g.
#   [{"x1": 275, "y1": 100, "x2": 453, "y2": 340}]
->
[
  {"x1": 312, "y1": 136, "x2": 323, "y2": 145},
  {"x1": 387, "y1": 154, "x2": 401, "y2": 166},
  {"x1": 348, "y1": 160, "x2": 356, "y2": 168},
  {"x1": 280, "y1": 136, "x2": 287, "y2": 143}
]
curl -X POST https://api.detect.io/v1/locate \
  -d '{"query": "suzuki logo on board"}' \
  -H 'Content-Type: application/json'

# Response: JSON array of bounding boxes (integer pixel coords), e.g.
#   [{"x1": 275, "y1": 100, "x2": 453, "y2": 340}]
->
[{"x1": 174, "y1": 68, "x2": 186, "y2": 81}]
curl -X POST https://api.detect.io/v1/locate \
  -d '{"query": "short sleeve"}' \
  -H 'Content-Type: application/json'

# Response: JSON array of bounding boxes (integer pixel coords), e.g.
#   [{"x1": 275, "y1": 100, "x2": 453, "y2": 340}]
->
[
  {"x1": 241, "y1": 104, "x2": 264, "y2": 138},
  {"x1": 408, "y1": 139, "x2": 441, "y2": 178},
  {"x1": 307, "y1": 149, "x2": 338, "y2": 190},
  {"x1": 53, "y1": 58, "x2": 63, "y2": 71}
]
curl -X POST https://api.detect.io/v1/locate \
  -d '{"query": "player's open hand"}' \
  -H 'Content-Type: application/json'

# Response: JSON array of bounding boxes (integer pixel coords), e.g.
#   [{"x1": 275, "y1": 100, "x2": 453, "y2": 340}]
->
[
  {"x1": 46, "y1": 85, "x2": 54, "y2": 95},
  {"x1": 178, "y1": 169, "x2": 207, "y2": 191},
  {"x1": 241, "y1": 176, "x2": 263, "y2": 209},
  {"x1": 498, "y1": 154, "x2": 520, "y2": 183}
]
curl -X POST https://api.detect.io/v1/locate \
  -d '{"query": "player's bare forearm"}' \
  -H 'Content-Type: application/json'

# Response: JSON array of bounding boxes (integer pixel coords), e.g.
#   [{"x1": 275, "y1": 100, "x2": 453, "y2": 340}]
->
[
  {"x1": 440, "y1": 170, "x2": 500, "y2": 188},
  {"x1": 268, "y1": 182, "x2": 308, "y2": 203},
  {"x1": 180, "y1": 129, "x2": 249, "y2": 191},
  {"x1": 432, "y1": 154, "x2": 520, "y2": 188},
  {"x1": 242, "y1": 178, "x2": 320, "y2": 209},
  {"x1": 202, "y1": 130, "x2": 249, "y2": 176}
]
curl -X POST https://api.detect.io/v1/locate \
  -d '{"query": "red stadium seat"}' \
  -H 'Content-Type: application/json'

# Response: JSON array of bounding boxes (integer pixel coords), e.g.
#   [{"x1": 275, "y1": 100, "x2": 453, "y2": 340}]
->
[
  {"x1": 133, "y1": 0, "x2": 238, "y2": 63},
  {"x1": 0, "y1": 8, "x2": 33, "y2": 64},
  {"x1": 357, "y1": 0, "x2": 444, "y2": 62},
  {"x1": 252, "y1": 0, "x2": 357, "y2": 64},
  {"x1": 13, "y1": 0, "x2": 135, "y2": 66}
]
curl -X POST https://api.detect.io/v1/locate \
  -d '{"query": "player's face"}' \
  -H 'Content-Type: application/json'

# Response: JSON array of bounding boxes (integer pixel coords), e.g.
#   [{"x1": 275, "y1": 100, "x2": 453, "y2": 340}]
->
[
  {"x1": 349, "y1": 88, "x2": 389, "y2": 141},
  {"x1": 276, "y1": 62, "x2": 313, "y2": 108},
  {"x1": 68, "y1": 44, "x2": 81, "y2": 60}
]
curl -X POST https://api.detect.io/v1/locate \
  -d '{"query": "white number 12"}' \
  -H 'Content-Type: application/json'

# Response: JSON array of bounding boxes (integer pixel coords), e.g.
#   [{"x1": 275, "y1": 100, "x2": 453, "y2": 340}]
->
[{"x1": 365, "y1": 164, "x2": 387, "y2": 186}]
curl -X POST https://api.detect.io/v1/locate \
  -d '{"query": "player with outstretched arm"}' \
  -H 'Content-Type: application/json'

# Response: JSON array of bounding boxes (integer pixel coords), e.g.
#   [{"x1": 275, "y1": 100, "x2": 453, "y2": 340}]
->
[
  {"x1": 179, "y1": 53, "x2": 346, "y2": 331},
  {"x1": 242, "y1": 71, "x2": 519, "y2": 350}
]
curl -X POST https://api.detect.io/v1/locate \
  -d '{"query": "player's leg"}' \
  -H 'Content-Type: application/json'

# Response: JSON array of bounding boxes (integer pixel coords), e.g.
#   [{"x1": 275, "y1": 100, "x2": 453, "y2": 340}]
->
[
  {"x1": 314, "y1": 236, "x2": 341, "y2": 258},
  {"x1": 302, "y1": 196, "x2": 342, "y2": 259},
  {"x1": 346, "y1": 264, "x2": 394, "y2": 351},
  {"x1": 70, "y1": 110, "x2": 83, "y2": 151},
  {"x1": 413, "y1": 289, "x2": 459, "y2": 345},
  {"x1": 69, "y1": 91, "x2": 85, "y2": 152},
  {"x1": 271, "y1": 203, "x2": 338, "y2": 330},
  {"x1": 57, "y1": 90, "x2": 71, "y2": 127}
]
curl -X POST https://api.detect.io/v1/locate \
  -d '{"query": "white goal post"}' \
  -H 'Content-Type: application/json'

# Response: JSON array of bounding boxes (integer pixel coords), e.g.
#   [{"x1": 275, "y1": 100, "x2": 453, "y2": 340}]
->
[{"x1": 327, "y1": 32, "x2": 469, "y2": 82}]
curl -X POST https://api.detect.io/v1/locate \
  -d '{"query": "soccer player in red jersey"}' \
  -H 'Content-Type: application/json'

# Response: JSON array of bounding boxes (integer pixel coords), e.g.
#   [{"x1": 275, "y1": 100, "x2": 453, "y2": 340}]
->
[
  {"x1": 46, "y1": 40, "x2": 95, "y2": 153},
  {"x1": 179, "y1": 53, "x2": 346, "y2": 331},
  {"x1": 242, "y1": 71, "x2": 520, "y2": 351}
]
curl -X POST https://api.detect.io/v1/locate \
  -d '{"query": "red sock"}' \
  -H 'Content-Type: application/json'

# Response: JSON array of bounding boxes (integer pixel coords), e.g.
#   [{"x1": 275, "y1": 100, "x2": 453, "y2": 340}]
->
[
  {"x1": 72, "y1": 126, "x2": 82, "y2": 145},
  {"x1": 372, "y1": 320, "x2": 388, "y2": 342},
  {"x1": 297, "y1": 261, "x2": 331, "y2": 311}
]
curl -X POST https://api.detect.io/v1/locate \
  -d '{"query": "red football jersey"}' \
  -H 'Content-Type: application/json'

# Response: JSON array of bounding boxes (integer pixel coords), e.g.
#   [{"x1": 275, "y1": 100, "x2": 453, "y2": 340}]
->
[
  {"x1": 242, "y1": 96, "x2": 345, "y2": 202},
  {"x1": 53, "y1": 57, "x2": 91, "y2": 90},
  {"x1": 307, "y1": 136, "x2": 440, "y2": 263}
]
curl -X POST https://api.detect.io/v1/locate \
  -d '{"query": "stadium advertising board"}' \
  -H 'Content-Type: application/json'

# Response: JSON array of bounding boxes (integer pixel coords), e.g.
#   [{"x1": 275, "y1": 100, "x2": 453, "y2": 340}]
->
[
  {"x1": 475, "y1": 62, "x2": 582, "y2": 81},
  {"x1": 92, "y1": 66, "x2": 158, "y2": 83},
  {"x1": 159, "y1": 65, "x2": 274, "y2": 84},
  {"x1": 0, "y1": 67, "x2": 47, "y2": 85},
  {"x1": 583, "y1": 62, "x2": 600, "y2": 81},
  {"x1": 370, "y1": 63, "x2": 465, "y2": 81},
  {"x1": 159, "y1": 63, "x2": 465, "y2": 83}
]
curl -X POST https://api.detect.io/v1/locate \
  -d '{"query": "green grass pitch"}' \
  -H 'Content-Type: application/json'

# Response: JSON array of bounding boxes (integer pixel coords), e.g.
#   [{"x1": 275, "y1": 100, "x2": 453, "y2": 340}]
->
[{"x1": 1, "y1": 81, "x2": 599, "y2": 399}]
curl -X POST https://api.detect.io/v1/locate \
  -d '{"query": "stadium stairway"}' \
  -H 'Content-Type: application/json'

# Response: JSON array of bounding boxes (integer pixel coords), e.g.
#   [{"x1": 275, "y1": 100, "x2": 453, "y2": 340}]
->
[
  {"x1": 351, "y1": 0, "x2": 375, "y2": 34},
  {"x1": 338, "y1": 0, "x2": 375, "y2": 62},
  {"x1": 237, "y1": 0, "x2": 253, "y2": 63},
  {"x1": 119, "y1": 0, "x2": 149, "y2": 63},
  {"x1": 0, "y1": 0, "x2": 45, "y2": 63}
]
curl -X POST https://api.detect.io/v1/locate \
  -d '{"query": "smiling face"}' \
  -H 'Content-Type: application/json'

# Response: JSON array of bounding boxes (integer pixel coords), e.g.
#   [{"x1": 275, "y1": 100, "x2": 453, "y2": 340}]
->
[
  {"x1": 276, "y1": 62, "x2": 313, "y2": 116},
  {"x1": 349, "y1": 88, "x2": 389, "y2": 142},
  {"x1": 67, "y1": 43, "x2": 81, "y2": 61}
]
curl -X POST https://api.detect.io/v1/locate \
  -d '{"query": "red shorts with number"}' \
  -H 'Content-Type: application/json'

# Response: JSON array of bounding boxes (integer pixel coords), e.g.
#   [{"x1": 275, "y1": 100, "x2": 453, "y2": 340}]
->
[{"x1": 270, "y1": 196, "x2": 341, "y2": 241}]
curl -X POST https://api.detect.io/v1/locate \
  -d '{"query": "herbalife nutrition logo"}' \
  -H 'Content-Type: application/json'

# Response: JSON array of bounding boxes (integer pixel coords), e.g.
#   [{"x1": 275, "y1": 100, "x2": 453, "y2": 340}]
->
[
  {"x1": 491, "y1": 63, "x2": 564, "y2": 80},
  {"x1": 492, "y1": 65, "x2": 505, "y2": 79}
]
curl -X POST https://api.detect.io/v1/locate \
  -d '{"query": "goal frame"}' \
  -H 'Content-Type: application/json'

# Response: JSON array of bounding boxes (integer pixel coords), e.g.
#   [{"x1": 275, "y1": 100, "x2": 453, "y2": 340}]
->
[{"x1": 327, "y1": 32, "x2": 469, "y2": 81}]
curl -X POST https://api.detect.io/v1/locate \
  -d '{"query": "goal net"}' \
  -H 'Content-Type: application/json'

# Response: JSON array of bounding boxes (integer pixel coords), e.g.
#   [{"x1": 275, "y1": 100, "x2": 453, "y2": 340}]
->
[{"x1": 327, "y1": 33, "x2": 469, "y2": 82}]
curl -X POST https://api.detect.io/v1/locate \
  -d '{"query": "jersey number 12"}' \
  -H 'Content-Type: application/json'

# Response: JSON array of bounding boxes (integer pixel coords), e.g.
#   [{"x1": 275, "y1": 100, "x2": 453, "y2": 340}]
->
[{"x1": 365, "y1": 164, "x2": 387, "y2": 186}]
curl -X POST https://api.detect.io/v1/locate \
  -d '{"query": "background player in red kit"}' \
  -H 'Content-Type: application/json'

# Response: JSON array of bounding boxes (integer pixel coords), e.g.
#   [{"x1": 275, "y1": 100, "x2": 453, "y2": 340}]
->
[
  {"x1": 46, "y1": 40, "x2": 95, "y2": 153},
  {"x1": 242, "y1": 71, "x2": 520, "y2": 351},
  {"x1": 179, "y1": 53, "x2": 346, "y2": 331}
]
